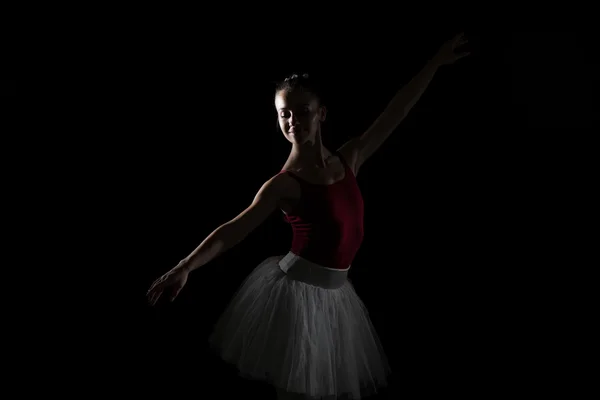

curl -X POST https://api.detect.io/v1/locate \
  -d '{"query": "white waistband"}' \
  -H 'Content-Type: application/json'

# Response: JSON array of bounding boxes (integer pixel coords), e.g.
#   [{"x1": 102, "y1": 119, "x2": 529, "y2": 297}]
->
[{"x1": 278, "y1": 251, "x2": 350, "y2": 289}]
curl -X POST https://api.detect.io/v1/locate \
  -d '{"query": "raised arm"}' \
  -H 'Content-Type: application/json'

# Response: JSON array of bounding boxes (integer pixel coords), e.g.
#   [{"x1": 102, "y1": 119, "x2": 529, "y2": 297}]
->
[{"x1": 338, "y1": 33, "x2": 470, "y2": 174}]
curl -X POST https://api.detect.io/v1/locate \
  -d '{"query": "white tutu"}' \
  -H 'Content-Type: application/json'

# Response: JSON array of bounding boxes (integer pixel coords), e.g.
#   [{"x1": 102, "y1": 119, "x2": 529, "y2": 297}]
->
[{"x1": 209, "y1": 252, "x2": 390, "y2": 399}]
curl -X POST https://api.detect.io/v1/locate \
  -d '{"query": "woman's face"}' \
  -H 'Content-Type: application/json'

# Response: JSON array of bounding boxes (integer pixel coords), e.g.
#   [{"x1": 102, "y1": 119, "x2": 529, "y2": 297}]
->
[{"x1": 275, "y1": 88, "x2": 326, "y2": 145}]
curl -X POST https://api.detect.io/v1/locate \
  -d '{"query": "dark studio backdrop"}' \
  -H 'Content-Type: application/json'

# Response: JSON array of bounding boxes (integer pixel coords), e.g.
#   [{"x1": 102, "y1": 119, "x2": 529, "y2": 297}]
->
[
  {"x1": 1, "y1": 80, "x2": 16, "y2": 96},
  {"x1": 82, "y1": 30, "x2": 596, "y2": 398}
]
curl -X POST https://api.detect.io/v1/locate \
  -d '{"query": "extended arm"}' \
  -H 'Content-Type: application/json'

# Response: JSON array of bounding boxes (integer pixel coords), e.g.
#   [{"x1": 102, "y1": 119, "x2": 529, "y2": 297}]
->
[
  {"x1": 147, "y1": 164, "x2": 291, "y2": 304},
  {"x1": 175, "y1": 174, "x2": 289, "y2": 273},
  {"x1": 338, "y1": 33, "x2": 470, "y2": 174}
]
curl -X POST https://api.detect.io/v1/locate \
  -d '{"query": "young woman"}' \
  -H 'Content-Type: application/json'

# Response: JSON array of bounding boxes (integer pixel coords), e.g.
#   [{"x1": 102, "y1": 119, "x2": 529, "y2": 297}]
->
[{"x1": 147, "y1": 33, "x2": 470, "y2": 400}]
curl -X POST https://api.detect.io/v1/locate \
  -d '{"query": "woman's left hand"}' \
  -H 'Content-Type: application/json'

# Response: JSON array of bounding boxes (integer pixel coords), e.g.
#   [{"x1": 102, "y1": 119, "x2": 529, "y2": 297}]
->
[{"x1": 433, "y1": 32, "x2": 471, "y2": 66}]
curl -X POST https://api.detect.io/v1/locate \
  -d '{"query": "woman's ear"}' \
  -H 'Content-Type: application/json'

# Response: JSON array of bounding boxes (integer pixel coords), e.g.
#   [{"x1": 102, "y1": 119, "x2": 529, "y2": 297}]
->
[{"x1": 319, "y1": 106, "x2": 327, "y2": 122}]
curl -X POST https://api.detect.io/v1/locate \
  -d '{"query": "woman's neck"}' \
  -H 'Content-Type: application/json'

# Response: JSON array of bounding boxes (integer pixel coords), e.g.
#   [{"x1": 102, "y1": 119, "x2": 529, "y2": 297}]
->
[{"x1": 286, "y1": 141, "x2": 332, "y2": 170}]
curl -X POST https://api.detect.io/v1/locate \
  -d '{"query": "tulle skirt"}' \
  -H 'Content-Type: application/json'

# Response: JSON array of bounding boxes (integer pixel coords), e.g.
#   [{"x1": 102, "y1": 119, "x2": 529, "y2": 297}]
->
[{"x1": 209, "y1": 252, "x2": 390, "y2": 399}]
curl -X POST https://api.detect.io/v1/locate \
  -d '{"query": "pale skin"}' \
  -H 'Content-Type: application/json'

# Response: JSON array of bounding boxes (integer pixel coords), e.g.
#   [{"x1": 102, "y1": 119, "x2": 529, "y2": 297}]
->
[{"x1": 147, "y1": 33, "x2": 469, "y2": 400}]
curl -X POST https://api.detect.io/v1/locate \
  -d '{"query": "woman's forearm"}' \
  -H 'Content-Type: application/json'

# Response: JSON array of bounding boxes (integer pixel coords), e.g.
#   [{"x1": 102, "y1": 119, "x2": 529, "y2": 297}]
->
[
  {"x1": 176, "y1": 223, "x2": 244, "y2": 273},
  {"x1": 387, "y1": 58, "x2": 441, "y2": 117}
]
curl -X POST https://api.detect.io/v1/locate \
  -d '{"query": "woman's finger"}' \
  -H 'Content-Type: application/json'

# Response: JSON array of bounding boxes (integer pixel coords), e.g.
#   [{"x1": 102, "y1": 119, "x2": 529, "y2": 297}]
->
[
  {"x1": 147, "y1": 279, "x2": 160, "y2": 293},
  {"x1": 149, "y1": 290, "x2": 163, "y2": 306},
  {"x1": 147, "y1": 289, "x2": 155, "y2": 304},
  {"x1": 456, "y1": 52, "x2": 471, "y2": 61},
  {"x1": 453, "y1": 32, "x2": 465, "y2": 44},
  {"x1": 169, "y1": 286, "x2": 182, "y2": 302},
  {"x1": 147, "y1": 280, "x2": 162, "y2": 295},
  {"x1": 147, "y1": 275, "x2": 170, "y2": 294}
]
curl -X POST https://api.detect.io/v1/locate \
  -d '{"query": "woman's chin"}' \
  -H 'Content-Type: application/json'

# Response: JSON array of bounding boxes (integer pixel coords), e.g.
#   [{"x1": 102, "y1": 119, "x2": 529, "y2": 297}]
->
[{"x1": 288, "y1": 131, "x2": 307, "y2": 141}]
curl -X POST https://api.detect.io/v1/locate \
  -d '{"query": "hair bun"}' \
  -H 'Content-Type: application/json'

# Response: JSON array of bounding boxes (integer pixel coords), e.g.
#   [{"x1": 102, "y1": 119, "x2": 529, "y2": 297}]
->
[
  {"x1": 275, "y1": 72, "x2": 323, "y2": 103},
  {"x1": 284, "y1": 73, "x2": 309, "y2": 82}
]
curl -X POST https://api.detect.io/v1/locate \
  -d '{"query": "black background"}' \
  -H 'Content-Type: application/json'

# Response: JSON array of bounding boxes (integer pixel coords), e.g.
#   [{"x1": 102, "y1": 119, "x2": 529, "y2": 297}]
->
[{"x1": 27, "y1": 29, "x2": 596, "y2": 398}]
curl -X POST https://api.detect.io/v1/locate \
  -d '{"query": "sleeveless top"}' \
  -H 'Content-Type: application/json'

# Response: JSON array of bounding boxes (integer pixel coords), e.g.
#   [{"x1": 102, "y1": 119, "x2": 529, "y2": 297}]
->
[{"x1": 279, "y1": 152, "x2": 364, "y2": 270}]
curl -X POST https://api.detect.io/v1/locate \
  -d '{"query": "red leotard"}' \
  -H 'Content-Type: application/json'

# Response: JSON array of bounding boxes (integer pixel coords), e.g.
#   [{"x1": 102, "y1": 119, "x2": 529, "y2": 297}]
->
[{"x1": 280, "y1": 153, "x2": 364, "y2": 270}]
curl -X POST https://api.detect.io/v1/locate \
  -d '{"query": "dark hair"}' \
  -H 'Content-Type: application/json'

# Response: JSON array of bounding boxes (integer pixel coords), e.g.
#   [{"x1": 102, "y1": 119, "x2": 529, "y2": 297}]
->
[{"x1": 275, "y1": 73, "x2": 324, "y2": 105}]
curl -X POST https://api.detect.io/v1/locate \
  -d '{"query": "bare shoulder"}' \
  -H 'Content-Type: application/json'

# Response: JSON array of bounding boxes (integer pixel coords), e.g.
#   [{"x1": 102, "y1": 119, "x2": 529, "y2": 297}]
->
[
  {"x1": 263, "y1": 171, "x2": 301, "y2": 214},
  {"x1": 260, "y1": 171, "x2": 301, "y2": 200},
  {"x1": 225, "y1": 172, "x2": 301, "y2": 235}
]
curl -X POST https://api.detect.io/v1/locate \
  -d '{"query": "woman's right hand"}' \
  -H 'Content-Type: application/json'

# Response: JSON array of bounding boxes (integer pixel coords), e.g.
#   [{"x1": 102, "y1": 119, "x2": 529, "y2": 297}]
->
[{"x1": 147, "y1": 265, "x2": 190, "y2": 306}]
